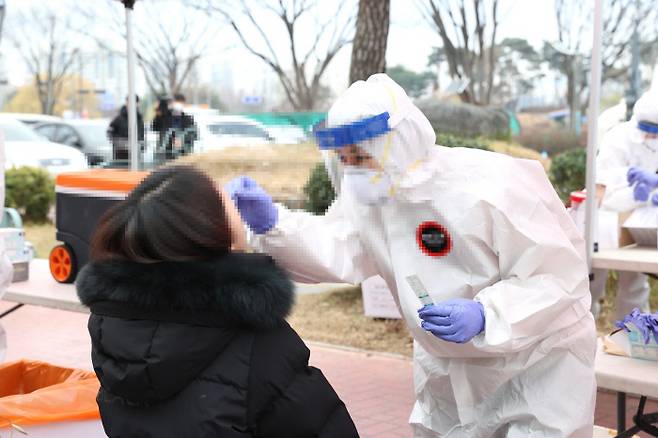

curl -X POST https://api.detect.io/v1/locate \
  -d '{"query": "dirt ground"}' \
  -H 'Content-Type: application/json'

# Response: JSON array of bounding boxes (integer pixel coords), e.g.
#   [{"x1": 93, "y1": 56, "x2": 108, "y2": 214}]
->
[
  {"x1": 175, "y1": 143, "x2": 323, "y2": 201},
  {"x1": 289, "y1": 286, "x2": 414, "y2": 357}
]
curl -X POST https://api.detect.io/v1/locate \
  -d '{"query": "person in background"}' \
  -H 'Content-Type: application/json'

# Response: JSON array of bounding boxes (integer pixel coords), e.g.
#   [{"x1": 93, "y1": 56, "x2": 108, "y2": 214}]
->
[
  {"x1": 151, "y1": 93, "x2": 197, "y2": 159},
  {"x1": 76, "y1": 165, "x2": 358, "y2": 438},
  {"x1": 107, "y1": 95, "x2": 145, "y2": 162},
  {"x1": 592, "y1": 87, "x2": 658, "y2": 318}
]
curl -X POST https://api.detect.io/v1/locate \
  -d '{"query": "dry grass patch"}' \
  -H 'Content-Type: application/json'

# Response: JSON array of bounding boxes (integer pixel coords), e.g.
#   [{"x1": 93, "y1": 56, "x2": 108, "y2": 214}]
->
[
  {"x1": 175, "y1": 143, "x2": 323, "y2": 200},
  {"x1": 288, "y1": 286, "x2": 413, "y2": 357}
]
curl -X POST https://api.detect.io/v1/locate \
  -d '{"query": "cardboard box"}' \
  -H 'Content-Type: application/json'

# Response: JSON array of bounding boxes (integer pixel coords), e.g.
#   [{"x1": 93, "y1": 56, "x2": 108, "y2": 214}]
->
[
  {"x1": 11, "y1": 261, "x2": 29, "y2": 282},
  {"x1": 362, "y1": 276, "x2": 401, "y2": 319},
  {"x1": 597, "y1": 210, "x2": 634, "y2": 249},
  {"x1": 623, "y1": 207, "x2": 658, "y2": 248}
]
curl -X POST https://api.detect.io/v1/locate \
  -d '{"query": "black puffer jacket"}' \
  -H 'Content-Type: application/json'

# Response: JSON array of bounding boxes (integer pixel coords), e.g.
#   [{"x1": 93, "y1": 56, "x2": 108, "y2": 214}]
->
[{"x1": 76, "y1": 253, "x2": 358, "y2": 438}]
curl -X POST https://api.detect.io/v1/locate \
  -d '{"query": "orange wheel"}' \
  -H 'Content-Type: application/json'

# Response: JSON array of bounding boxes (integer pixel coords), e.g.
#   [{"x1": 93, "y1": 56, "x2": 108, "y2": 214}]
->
[{"x1": 49, "y1": 244, "x2": 77, "y2": 284}]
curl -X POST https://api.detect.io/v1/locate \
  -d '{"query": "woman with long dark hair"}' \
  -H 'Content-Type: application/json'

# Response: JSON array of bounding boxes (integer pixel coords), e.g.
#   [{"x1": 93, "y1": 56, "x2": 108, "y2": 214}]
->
[{"x1": 76, "y1": 165, "x2": 358, "y2": 438}]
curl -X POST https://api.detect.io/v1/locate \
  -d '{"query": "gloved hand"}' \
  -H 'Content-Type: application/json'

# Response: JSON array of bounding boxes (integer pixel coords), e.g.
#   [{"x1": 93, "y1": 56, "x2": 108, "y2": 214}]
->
[
  {"x1": 225, "y1": 176, "x2": 278, "y2": 234},
  {"x1": 633, "y1": 182, "x2": 651, "y2": 202},
  {"x1": 628, "y1": 167, "x2": 658, "y2": 189},
  {"x1": 418, "y1": 298, "x2": 485, "y2": 344}
]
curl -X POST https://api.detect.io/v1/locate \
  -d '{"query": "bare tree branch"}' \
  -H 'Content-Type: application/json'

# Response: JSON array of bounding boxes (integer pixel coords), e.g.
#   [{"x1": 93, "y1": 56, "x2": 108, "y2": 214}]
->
[
  {"x1": 192, "y1": 0, "x2": 355, "y2": 110},
  {"x1": 422, "y1": 0, "x2": 499, "y2": 104},
  {"x1": 74, "y1": 0, "x2": 218, "y2": 96},
  {"x1": 6, "y1": 6, "x2": 79, "y2": 114}
]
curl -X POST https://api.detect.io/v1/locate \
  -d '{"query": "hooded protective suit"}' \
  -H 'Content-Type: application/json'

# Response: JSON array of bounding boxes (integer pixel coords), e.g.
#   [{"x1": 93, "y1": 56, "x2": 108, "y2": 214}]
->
[
  {"x1": 591, "y1": 87, "x2": 658, "y2": 318},
  {"x1": 250, "y1": 74, "x2": 597, "y2": 437}
]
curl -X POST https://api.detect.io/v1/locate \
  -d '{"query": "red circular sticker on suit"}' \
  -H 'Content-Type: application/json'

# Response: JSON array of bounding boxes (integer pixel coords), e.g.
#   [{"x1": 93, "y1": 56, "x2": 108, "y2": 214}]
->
[{"x1": 416, "y1": 221, "x2": 452, "y2": 257}]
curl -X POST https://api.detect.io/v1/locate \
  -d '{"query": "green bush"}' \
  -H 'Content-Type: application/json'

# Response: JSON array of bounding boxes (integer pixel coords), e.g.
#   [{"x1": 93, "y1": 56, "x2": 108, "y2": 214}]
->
[
  {"x1": 5, "y1": 167, "x2": 55, "y2": 223},
  {"x1": 435, "y1": 132, "x2": 490, "y2": 151},
  {"x1": 549, "y1": 148, "x2": 586, "y2": 203},
  {"x1": 304, "y1": 162, "x2": 336, "y2": 215}
]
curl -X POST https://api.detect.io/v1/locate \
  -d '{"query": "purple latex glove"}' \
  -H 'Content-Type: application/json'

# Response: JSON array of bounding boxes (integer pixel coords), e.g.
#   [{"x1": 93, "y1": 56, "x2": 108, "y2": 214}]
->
[
  {"x1": 615, "y1": 308, "x2": 658, "y2": 345},
  {"x1": 225, "y1": 176, "x2": 278, "y2": 234},
  {"x1": 628, "y1": 167, "x2": 658, "y2": 189},
  {"x1": 633, "y1": 182, "x2": 651, "y2": 202},
  {"x1": 418, "y1": 298, "x2": 485, "y2": 344}
]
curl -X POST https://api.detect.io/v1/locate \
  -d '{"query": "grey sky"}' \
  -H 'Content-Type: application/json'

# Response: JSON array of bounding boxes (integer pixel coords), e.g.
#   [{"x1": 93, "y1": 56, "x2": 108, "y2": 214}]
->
[{"x1": 2, "y1": 0, "x2": 560, "y2": 96}]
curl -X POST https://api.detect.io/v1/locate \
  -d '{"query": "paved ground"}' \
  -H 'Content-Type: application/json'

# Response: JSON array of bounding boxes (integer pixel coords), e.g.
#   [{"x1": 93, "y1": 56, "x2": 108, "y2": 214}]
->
[{"x1": 1, "y1": 301, "x2": 656, "y2": 437}]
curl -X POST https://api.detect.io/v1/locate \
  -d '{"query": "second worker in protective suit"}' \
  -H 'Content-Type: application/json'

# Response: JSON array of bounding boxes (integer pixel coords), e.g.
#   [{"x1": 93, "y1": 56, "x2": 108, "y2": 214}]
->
[
  {"x1": 592, "y1": 87, "x2": 658, "y2": 319},
  {"x1": 227, "y1": 74, "x2": 597, "y2": 437}
]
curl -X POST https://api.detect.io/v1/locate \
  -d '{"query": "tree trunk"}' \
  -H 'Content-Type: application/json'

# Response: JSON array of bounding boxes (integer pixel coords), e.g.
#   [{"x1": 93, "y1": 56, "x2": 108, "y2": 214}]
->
[{"x1": 349, "y1": 0, "x2": 390, "y2": 85}]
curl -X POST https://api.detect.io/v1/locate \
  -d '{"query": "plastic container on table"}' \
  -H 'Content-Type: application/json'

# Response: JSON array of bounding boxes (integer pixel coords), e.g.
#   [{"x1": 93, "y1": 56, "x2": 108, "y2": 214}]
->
[
  {"x1": 0, "y1": 360, "x2": 104, "y2": 437},
  {"x1": 627, "y1": 329, "x2": 658, "y2": 362}
]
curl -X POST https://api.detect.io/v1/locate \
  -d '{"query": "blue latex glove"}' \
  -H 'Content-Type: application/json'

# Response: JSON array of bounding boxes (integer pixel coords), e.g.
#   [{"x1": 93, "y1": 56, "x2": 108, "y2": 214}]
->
[
  {"x1": 418, "y1": 298, "x2": 485, "y2": 344},
  {"x1": 628, "y1": 167, "x2": 658, "y2": 189},
  {"x1": 633, "y1": 182, "x2": 651, "y2": 202},
  {"x1": 225, "y1": 176, "x2": 278, "y2": 234}
]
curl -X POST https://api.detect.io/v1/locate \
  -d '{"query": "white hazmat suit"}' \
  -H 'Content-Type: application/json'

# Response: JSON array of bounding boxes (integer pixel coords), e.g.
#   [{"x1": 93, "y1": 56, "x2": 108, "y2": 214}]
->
[
  {"x1": 592, "y1": 88, "x2": 658, "y2": 318},
  {"x1": 250, "y1": 74, "x2": 597, "y2": 437}
]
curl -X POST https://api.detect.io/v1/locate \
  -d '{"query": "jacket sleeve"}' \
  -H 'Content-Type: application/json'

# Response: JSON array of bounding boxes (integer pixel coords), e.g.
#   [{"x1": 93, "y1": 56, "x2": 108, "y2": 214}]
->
[
  {"x1": 596, "y1": 127, "x2": 638, "y2": 211},
  {"x1": 596, "y1": 125, "x2": 630, "y2": 188},
  {"x1": 151, "y1": 114, "x2": 162, "y2": 132},
  {"x1": 248, "y1": 325, "x2": 359, "y2": 438},
  {"x1": 107, "y1": 116, "x2": 118, "y2": 138},
  {"x1": 472, "y1": 164, "x2": 592, "y2": 354},
  {"x1": 138, "y1": 114, "x2": 145, "y2": 141},
  {"x1": 249, "y1": 196, "x2": 378, "y2": 284}
]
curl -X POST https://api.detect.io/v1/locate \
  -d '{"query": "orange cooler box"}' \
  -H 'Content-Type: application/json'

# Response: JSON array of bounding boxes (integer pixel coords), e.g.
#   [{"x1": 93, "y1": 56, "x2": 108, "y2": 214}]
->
[{"x1": 49, "y1": 170, "x2": 148, "y2": 283}]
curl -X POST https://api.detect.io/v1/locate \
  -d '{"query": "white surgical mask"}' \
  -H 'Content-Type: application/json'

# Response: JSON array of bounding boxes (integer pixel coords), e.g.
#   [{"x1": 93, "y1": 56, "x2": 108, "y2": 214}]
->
[
  {"x1": 643, "y1": 138, "x2": 658, "y2": 152},
  {"x1": 172, "y1": 102, "x2": 184, "y2": 113},
  {"x1": 343, "y1": 167, "x2": 393, "y2": 206}
]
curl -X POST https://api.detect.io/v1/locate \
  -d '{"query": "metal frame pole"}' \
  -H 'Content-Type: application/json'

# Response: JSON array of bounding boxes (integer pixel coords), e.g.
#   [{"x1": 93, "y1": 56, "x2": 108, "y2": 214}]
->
[
  {"x1": 125, "y1": 4, "x2": 138, "y2": 171},
  {"x1": 584, "y1": 0, "x2": 604, "y2": 272}
]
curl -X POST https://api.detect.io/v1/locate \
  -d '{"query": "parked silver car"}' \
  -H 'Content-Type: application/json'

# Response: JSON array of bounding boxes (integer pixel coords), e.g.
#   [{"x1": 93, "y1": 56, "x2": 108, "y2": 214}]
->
[
  {"x1": 0, "y1": 116, "x2": 88, "y2": 175},
  {"x1": 33, "y1": 119, "x2": 113, "y2": 165}
]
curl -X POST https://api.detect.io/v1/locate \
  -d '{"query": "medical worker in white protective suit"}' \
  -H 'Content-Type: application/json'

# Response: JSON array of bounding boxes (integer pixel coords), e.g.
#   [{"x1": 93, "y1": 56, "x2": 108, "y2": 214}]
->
[
  {"x1": 0, "y1": 130, "x2": 14, "y2": 362},
  {"x1": 591, "y1": 87, "x2": 658, "y2": 319},
  {"x1": 226, "y1": 74, "x2": 597, "y2": 437}
]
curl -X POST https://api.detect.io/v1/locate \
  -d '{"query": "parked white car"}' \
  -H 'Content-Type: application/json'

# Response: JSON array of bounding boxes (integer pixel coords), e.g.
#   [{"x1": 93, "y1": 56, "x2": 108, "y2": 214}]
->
[
  {"x1": 0, "y1": 116, "x2": 89, "y2": 175},
  {"x1": 2, "y1": 112, "x2": 63, "y2": 126},
  {"x1": 194, "y1": 115, "x2": 274, "y2": 152},
  {"x1": 266, "y1": 125, "x2": 308, "y2": 144},
  {"x1": 33, "y1": 119, "x2": 113, "y2": 165}
]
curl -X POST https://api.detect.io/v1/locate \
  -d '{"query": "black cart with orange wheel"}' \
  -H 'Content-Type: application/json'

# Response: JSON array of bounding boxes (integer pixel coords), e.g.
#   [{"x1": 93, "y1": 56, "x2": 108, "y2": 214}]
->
[{"x1": 49, "y1": 170, "x2": 148, "y2": 283}]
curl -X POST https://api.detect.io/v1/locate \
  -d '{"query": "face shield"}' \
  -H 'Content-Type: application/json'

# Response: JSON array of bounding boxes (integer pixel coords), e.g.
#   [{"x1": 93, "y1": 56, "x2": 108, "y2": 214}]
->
[
  {"x1": 314, "y1": 112, "x2": 395, "y2": 205},
  {"x1": 314, "y1": 73, "x2": 438, "y2": 205}
]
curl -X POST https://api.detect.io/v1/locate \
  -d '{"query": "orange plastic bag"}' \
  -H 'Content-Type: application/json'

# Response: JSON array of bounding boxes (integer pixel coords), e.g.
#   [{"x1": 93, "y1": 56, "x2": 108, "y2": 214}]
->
[{"x1": 0, "y1": 360, "x2": 100, "y2": 428}]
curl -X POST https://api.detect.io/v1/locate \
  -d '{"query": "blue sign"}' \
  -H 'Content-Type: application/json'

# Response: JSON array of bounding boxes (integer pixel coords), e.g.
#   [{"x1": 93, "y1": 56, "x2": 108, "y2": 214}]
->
[
  {"x1": 242, "y1": 95, "x2": 263, "y2": 106},
  {"x1": 100, "y1": 92, "x2": 116, "y2": 111}
]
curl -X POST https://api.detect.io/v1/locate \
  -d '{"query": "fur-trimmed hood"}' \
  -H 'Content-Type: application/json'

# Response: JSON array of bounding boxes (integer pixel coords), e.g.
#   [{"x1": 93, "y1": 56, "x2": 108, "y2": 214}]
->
[
  {"x1": 78, "y1": 253, "x2": 296, "y2": 405},
  {"x1": 76, "y1": 252, "x2": 295, "y2": 330}
]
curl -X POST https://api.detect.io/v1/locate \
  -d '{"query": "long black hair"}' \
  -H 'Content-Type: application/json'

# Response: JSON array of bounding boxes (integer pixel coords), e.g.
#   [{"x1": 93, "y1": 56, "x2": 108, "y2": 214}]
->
[{"x1": 91, "y1": 165, "x2": 232, "y2": 263}]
